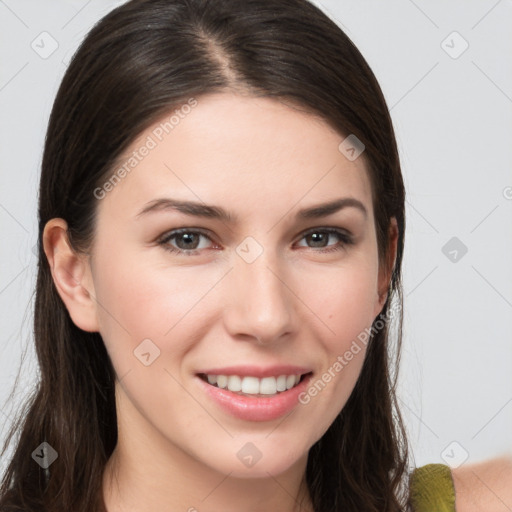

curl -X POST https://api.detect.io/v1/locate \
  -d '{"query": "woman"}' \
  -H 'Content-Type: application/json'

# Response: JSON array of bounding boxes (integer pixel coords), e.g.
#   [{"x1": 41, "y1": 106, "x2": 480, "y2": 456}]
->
[{"x1": 0, "y1": 0, "x2": 458, "y2": 510}]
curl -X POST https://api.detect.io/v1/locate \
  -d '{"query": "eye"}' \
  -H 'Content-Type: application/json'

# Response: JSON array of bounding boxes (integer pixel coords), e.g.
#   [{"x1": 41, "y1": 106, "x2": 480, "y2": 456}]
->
[
  {"x1": 157, "y1": 228, "x2": 216, "y2": 256},
  {"x1": 157, "y1": 226, "x2": 354, "y2": 256},
  {"x1": 294, "y1": 227, "x2": 354, "y2": 253}
]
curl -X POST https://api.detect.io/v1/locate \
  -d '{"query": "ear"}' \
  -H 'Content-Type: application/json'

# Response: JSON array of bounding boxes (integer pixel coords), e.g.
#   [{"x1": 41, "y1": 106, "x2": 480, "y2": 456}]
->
[
  {"x1": 42, "y1": 218, "x2": 99, "y2": 332},
  {"x1": 374, "y1": 217, "x2": 399, "y2": 317}
]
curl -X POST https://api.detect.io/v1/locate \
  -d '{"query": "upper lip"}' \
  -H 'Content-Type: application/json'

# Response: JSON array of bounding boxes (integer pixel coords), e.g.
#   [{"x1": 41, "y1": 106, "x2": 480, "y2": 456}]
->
[{"x1": 196, "y1": 365, "x2": 313, "y2": 378}]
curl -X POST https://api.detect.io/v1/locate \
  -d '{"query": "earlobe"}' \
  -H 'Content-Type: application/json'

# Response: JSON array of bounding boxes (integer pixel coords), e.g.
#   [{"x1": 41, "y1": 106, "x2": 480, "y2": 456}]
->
[{"x1": 42, "y1": 218, "x2": 99, "y2": 332}]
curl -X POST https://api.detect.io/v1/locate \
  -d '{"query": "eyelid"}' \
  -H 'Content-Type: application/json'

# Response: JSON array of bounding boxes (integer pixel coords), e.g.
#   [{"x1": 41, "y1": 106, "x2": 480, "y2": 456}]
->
[
  {"x1": 294, "y1": 226, "x2": 355, "y2": 250},
  {"x1": 156, "y1": 225, "x2": 355, "y2": 257},
  {"x1": 297, "y1": 225, "x2": 353, "y2": 240},
  {"x1": 156, "y1": 227, "x2": 217, "y2": 247}
]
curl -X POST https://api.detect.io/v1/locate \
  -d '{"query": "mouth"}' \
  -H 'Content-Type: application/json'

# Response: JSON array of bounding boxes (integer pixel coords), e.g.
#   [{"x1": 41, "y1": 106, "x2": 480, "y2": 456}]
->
[
  {"x1": 197, "y1": 372, "x2": 312, "y2": 398},
  {"x1": 194, "y1": 365, "x2": 314, "y2": 421}
]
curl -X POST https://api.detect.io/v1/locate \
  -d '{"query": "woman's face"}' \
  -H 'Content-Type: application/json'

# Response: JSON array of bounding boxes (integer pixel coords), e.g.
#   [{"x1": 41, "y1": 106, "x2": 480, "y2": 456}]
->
[{"x1": 82, "y1": 92, "x2": 391, "y2": 477}]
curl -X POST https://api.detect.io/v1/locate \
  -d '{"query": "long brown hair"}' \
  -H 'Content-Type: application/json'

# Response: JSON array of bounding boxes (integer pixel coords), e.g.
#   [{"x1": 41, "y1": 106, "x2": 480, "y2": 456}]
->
[{"x1": 0, "y1": 0, "x2": 408, "y2": 510}]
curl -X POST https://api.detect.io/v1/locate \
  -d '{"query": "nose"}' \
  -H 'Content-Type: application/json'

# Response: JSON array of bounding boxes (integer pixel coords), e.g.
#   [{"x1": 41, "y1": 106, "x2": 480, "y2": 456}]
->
[{"x1": 223, "y1": 249, "x2": 295, "y2": 345}]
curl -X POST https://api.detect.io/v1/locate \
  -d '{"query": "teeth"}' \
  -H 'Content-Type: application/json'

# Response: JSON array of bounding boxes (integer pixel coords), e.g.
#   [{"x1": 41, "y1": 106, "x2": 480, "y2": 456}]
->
[
  {"x1": 276, "y1": 375, "x2": 287, "y2": 392},
  {"x1": 216, "y1": 375, "x2": 228, "y2": 389},
  {"x1": 227, "y1": 375, "x2": 242, "y2": 392},
  {"x1": 204, "y1": 374, "x2": 302, "y2": 395},
  {"x1": 241, "y1": 376, "x2": 259, "y2": 394},
  {"x1": 260, "y1": 377, "x2": 277, "y2": 395}
]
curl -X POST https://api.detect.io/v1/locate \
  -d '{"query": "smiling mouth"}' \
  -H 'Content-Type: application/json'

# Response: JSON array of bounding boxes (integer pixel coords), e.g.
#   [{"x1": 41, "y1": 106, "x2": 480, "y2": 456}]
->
[{"x1": 198, "y1": 372, "x2": 312, "y2": 397}]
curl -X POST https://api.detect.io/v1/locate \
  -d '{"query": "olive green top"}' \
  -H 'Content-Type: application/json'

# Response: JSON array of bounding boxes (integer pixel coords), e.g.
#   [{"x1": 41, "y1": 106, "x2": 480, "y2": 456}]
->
[{"x1": 409, "y1": 463, "x2": 456, "y2": 512}]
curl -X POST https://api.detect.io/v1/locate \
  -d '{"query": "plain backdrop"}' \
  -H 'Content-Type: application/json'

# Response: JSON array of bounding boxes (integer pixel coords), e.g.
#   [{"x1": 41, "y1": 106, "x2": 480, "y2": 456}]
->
[{"x1": 1, "y1": 0, "x2": 511, "y2": 476}]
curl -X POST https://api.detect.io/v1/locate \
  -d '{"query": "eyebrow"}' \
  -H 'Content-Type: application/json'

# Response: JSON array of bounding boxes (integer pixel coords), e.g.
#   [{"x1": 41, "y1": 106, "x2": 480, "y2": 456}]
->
[{"x1": 135, "y1": 196, "x2": 368, "y2": 222}]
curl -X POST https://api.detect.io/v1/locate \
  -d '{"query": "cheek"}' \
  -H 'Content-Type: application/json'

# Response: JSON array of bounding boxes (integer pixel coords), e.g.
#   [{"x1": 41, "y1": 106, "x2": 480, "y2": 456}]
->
[
  {"x1": 91, "y1": 246, "x2": 226, "y2": 371},
  {"x1": 303, "y1": 258, "x2": 379, "y2": 343},
  {"x1": 294, "y1": 260, "x2": 378, "y2": 420},
  {"x1": 93, "y1": 235, "x2": 379, "y2": 369}
]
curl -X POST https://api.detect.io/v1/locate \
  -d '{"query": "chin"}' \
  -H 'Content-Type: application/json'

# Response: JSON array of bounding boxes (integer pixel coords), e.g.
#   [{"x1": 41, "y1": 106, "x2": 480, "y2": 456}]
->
[{"x1": 199, "y1": 437, "x2": 309, "y2": 479}]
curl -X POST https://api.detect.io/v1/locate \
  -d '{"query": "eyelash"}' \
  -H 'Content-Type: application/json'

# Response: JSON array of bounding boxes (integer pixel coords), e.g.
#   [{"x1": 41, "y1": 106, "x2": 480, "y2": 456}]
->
[{"x1": 157, "y1": 227, "x2": 354, "y2": 256}]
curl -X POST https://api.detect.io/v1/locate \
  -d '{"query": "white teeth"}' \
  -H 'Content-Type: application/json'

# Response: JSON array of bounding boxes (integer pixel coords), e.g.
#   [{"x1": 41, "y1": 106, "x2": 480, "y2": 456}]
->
[
  {"x1": 276, "y1": 375, "x2": 287, "y2": 392},
  {"x1": 260, "y1": 377, "x2": 277, "y2": 395},
  {"x1": 241, "y1": 376, "x2": 260, "y2": 394},
  {"x1": 216, "y1": 375, "x2": 228, "y2": 389},
  {"x1": 204, "y1": 373, "x2": 304, "y2": 395},
  {"x1": 227, "y1": 375, "x2": 242, "y2": 392}
]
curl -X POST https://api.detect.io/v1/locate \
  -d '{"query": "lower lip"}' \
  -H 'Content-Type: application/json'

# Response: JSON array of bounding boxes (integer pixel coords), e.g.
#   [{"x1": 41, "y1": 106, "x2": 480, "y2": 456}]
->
[{"x1": 196, "y1": 374, "x2": 313, "y2": 422}]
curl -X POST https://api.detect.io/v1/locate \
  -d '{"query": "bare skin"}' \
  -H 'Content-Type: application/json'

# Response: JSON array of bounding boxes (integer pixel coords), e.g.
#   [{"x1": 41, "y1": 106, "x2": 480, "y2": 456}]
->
[
  {"x1": 43, "y1": 91, "x2": 397, "y2": 512},
  {"x1": 452, "y1": 456, "x2": 512, "y2": 512}
]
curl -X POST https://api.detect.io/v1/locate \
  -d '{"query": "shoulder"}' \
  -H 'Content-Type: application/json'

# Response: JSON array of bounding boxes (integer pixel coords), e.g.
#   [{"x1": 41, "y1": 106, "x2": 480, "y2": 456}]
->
[
  {"x1": 409, "y1": 463, "x2": 455, "y2": 512},
  {"x1": 451, "y1": 456, "x2": 512, "y2": 512}
]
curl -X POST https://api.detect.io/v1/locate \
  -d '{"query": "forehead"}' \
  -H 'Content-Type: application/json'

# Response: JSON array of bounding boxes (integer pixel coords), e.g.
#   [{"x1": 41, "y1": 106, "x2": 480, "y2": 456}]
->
[{"x1": 98, "y1": 92, "x2": 373, "y2": 222}]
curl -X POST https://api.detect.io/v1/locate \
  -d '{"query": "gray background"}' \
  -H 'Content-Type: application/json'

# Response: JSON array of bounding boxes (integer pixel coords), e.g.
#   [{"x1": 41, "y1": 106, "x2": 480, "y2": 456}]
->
[{"x1": 1, "y1": 0, "x2": 511, "y2": 474}]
